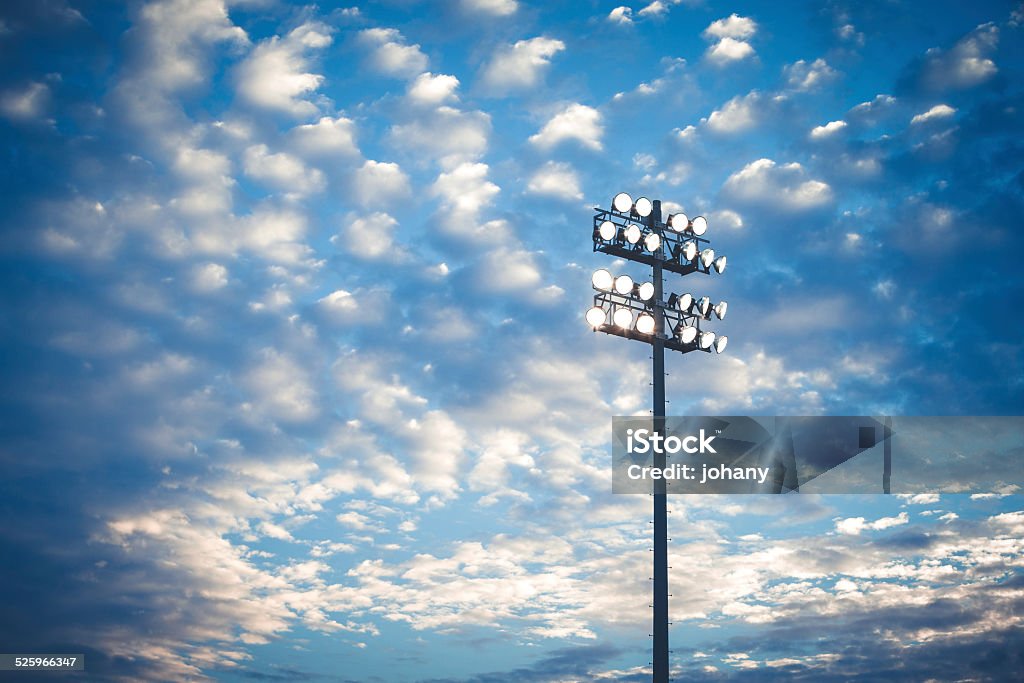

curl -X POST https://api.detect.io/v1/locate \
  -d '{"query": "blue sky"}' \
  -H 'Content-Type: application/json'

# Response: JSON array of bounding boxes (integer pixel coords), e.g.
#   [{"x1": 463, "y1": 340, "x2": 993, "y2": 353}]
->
[{"x1": 1, "y1": 0, "x2": 1023, "y2": 680}]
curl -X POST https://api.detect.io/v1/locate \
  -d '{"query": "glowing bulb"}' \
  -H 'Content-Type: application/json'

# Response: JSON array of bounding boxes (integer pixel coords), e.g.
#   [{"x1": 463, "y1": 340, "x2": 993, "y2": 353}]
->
[
  {"x1": 714, "y1": 335, "x2": 729, "y2": 353},
  {"x1": 700, "y1": 248, "x2": 716, "y2": 268},
  {"x1": 678, "y1": 325, "x2": 697, "y2": 344},
  {"x1": 634, "y1": 196, "x2": 653, "y2": 217},
  {"x1": 691, "y1": 215, "x2": 708, "y2": 235},
  {"x1": 669, "y1": 213, "x2": 688, "y2": 231},
  {"x1": 714, "y1": 255, "x2": 727, "y2": 274},
  {"x1": 592, "y1": 269, "x2": 614, "y2": 291},
  {"x1": 637, "y1": 282, "x2": 655, "y2": 301},
  {"x1": 599, "y1": 220, "x2": 616, "y2": 241},
  {"x1": 644, "y1": 232, "x2": 661, "y2": 252},
  {"x1": 613, "y1": 307, "x2": 633, "y2": 329},
  {"x1": 714, "y1": 301, "x2": 728, "y2": 320},
  {"x1": 614, "y1": 274, "x2": 634, "y2": 295},
  {"x1": 624, "y1": 224, "x2": 642, "y2": 244},
  {"x1": 636, "y1": 313, "x2": 656, "y2": 335},
  {"x1": 586, "y1": 306, "x2": 606, "y2": 327},
  {"x1": 682, "y1": 241, "x2": 698, "y2": 262},
  {"x1": 612, "y1": 192, "x2": 633, "y2": 213},
  {"x1": 677, "y1": 292, "x2": 693, "y2": 311},
  {"x1": 699, "y1": 331, "x2": 716, "y2": 349}
]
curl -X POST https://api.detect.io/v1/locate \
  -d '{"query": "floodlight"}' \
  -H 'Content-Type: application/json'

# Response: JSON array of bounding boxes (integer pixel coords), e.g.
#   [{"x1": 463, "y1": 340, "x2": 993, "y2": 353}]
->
[
  {"x1": 592, "y1": 269, "x2": 614, "y2": 291},
  {"x1": 599, "y1": 220, "x2": 616, "y2": 241},
  {"x1": 613, "y1": 307, "x2": 634, "y2": 329},
  {"x1": 691, "y1": 215, "x2": 708, "y2": 236},
  {"x1": 636, "y1": 313, "x2": 656, "y2": 335},
  {"x1": 676, "y1": 293, "x2": 693, "y2": 312},
  {"x1": 714, "y1": 301, "x2": 728, "y2": 320},
  {"x1": 700, "y1": 248, "x2": 716, "y2": 268},
  {"x1": 586, "y1": 306, "x2": 606, "y2": 327},
  {"x1": 699, "y1": 330, "x2": 716, "y2": 349},
  {"x1": 637, "y1": 281, "x2": 656, "y2": 301},
  {"x1": 697, "y1": 296, "x2": 711, "y2": 317},
  {"x1": 677, "y1": 324, "x2": 697, "y2": 344},
  {"x1": 634, "y1": 197, "x2": 653, "y2": 217},
  {"x1": 677, "y1": 241, "x2": 697, "y2": 262},
  {"x1": 612, "y1": 192, "x2": 633, "y2": 213},
  {"x1": 624, "y1": 224, "x2": 642, "y2": 244},
  {"x1": 644, "y1": 232, "x2": 661, "y2": 252},
  {"x1": 714, "y1": 335, "x2": 728, "y2": 353},
  {"x1": 713, "y1": 255, "x2": 727, "y2": 274},
  {"x1": 614, "y1": 274, "x2": 634, "y2": 295},
  {"x1": 668, "y1": 213, "x2": 688, "y2": 232}
]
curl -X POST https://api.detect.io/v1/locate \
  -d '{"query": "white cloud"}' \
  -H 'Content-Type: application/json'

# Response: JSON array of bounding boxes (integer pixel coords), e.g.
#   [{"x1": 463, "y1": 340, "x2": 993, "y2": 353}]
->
[
  {"x1": 407, "y1": 72, "x2": 460, "y2": 105},
  {"x1": 918, "y1": 23, "x2": 999, "y2": 90},
  {"x1": 130, "y1": 0, "x2": 249, "y2": 93},
  {"x1": 389, "y1": 106, "x2": 491, "y2": 165},
  {"x1": 835, "y1": 512, "x2": 909, "y2": 535},
  {"x1": 244, "y1": 348, "x2": 319, "y2": 423},
  {"x1": 191, "y1": 263, "x2": 229, "y2": 292},
  {"x1": 351, "y1": 160, "x2": 411, "y2": 207},
  {"x1": 236, "y1": 22, "x2": 332, "y2": 116},
  {"x1": 461, "y1": 0, "x2": 517, "y2": 16},
  {"x1": 705, "y1": 37, "x2": 754, "y2": 65},
  {"x1": 243, "y1": 144, "x2": 325, "y2": 196},
  {"x1": 911, "y1": 104, "x2": 956, "y2": 125},
  {"x1": 607, "y1": 6, "x2": 633, "y2": 24},
  {"x1": 357, "y1": 27, "x2": 429, "y2": 78},
  {"x1": 705, "y1": 92, "x2": 761, "y2": 133},
  {"x1": 476, "y1": 247, "x2": 542, "y2": 292},
  {"x1": 336, "y1": 212, "x2": 404, "y2": 261},
  {"x1": 289, "y1": 116, "x2": 360, "y2": 158},
  {"x1": 723, "y1": 159, "x2": 833, "y2": 211},
  {"x1": 431, "y1": 162, "x2": 500, "y2": 217},
  {"x1": 783, "y1": 58, "x2": 838, "y2": 91},
  {"x1": 528, "y1": 103, "x2": 603, "y2": 150},
  {"x1": 479, "y1": 37, "x2": 565, "y2": 93},
  {"x1": 526, "y1": 161, "x2": 583, "y2": 201},
  {"x1": 703, "y1": 13, "x2": 757, "y2": 40},
  {"x1": 710, "y1": 209, "x2": 744, "y2": 230},
  {"x1": 810, "y1": 120, "x2": 847, "y2": 139},
  {"x1": 638, "y1": 1, "x2": 669, "y2": 17},
  {"x1": 0, "y1": 82, "x2": 50, "y2": 122}
]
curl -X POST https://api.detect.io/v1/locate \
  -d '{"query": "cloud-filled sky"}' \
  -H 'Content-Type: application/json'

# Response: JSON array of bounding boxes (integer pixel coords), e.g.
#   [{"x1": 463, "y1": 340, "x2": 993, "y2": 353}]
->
[{"x1": 0, "y1": 0, "x2": 1022, "y2": 680}]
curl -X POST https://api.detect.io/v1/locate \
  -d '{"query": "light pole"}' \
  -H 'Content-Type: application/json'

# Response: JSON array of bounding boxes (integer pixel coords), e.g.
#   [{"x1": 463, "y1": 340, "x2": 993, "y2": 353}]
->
[{"x1": 586, "y1": 193, "x2": 729, "y2": 683}]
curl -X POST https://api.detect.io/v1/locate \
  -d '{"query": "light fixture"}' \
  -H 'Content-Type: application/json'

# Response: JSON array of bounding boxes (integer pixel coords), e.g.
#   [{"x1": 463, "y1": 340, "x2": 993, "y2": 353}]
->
[
  {"x1": 714, "y1": 335, "x2": 728, "y2": 353},
  {"x1": 699, "y1": 330, "x2": 716, "y2": 349},
  {"x1": 682, "y1": 241, "x2": 698, "y2": 262},
  {"x1": 668, "y1": 213, "x2": 688, "y2": 232},
  {"x1": 635, "y1": 196, "x2": 653, "y2": 217},
  {"x1": 614, "y1": 274, "x2": 634, "y2": 295},
  {"x1": 592, "y1": 269, "x2": 614, "y2": 291},
  {"x1": 713, "y1": 255, "x2": 727, "y2": 274},
  {"x1": 599, "y1": 221, "x2": 616, "y2": 241},
  {"x1": 636, "y1": 313, "x2": 656, "y2": 335},
  {"x1": 613, "y1": 307, "x2": 634, "y2": 329},
  {"x1": 637, "y1": 282, "x2": 656, "y2": 301},
  {"x1": 644, "y1": 232, "x2": 661, "y2": 252},
  {"x1": 586, "y1": 306, "x2": 606, "y2": 327},
  {"x1": 697, "y1": 296, "x2": 711, "y2": 317},
  {"x1": 700, "y1": 248, "x2": 716, "y2": 268},
  {"x1": 677, "y1": 324, "x2": 697, "y2": 344},
  {"x1": 691, "y1": 215, "x2": 708, "y2": 236},
  {"x1": 714, "y1": 301, "x2": 728, "y2": 320},
  {"x1": 676, "y1": 292, "x2": 693, "y2": 312},
  {"x1": 624, "y1": 224, "x2": 642, "y2": 244},
  {"x1": 612, "y1": 192, "x2": 633, "y2": 213}
]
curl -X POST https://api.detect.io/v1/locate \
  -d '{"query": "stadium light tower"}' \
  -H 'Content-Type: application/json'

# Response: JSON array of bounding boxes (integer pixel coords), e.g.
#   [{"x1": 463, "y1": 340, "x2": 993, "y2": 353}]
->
[{"x1": 587, "y1": 193, "x2": 729, "y2": 683}]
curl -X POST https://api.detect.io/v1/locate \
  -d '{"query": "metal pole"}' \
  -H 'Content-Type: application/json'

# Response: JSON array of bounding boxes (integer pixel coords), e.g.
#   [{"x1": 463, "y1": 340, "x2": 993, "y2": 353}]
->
[{"x1": 650, "y1": 201, "x2": 669, "y2": 683}]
